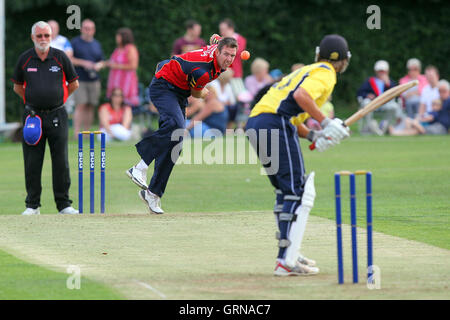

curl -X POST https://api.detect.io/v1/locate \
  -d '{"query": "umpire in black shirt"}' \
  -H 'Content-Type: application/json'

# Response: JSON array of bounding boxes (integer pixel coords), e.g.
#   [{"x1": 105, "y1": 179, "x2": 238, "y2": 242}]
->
[{"x1": 12, "y1": 21, "x2": 79, "y2": 215}]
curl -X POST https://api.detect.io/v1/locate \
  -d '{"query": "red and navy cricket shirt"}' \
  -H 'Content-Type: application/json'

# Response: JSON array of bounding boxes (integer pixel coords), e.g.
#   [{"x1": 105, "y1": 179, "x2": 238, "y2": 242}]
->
[{"x1": 155, "y1": 44, "x2": 224, "y2": 93}]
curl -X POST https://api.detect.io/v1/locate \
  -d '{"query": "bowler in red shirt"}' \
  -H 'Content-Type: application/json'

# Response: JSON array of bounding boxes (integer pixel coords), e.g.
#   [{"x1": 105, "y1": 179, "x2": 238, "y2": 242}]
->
[{"x1": 126, "y1": 36, "x2": 238, "y2": 214}]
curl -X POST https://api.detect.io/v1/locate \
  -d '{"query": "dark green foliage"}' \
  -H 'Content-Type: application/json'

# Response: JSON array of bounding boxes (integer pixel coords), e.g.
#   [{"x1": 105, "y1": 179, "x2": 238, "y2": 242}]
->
[{"x1": 5, "y1": 0, "x2": 449, "y2": 120}]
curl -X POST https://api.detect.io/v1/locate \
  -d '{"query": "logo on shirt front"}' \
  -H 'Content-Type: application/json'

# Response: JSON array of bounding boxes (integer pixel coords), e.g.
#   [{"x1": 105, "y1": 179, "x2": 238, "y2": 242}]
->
[
  {"x1": 27, "y1": 68, "x2": 38, "y2": 72},
  {"x1": 49, "y1": 66, "x2": 61, "y2": 72}
]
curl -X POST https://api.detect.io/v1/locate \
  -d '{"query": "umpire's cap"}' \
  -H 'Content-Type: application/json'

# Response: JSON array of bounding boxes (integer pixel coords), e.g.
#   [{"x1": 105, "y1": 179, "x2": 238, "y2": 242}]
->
[
  {"x1": 23, "y1": 114, "x2": 42, "y2": 145},
  {"x1": 316, "y1": 34, "x2": 351, "y2": 61}
]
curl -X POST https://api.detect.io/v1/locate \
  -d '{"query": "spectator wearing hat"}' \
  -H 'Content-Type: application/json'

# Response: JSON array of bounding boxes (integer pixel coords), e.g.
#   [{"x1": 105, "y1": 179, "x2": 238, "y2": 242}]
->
[
  {"x1": 356, "y1": 60, "x2": 404, "y2": 135},
  {"x1": 399, "y1": 58, "x2": 428, "y2": 118},
  {"x1": 11, "y1": 21, "x2": 79, "y2": 215}
]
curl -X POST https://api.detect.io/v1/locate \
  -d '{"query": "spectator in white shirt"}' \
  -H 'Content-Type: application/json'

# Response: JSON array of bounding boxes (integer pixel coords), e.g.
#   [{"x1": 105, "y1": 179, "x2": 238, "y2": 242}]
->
[
  {"x1": 48, "y1": 20, "x2": 75, "y2": 115},
  {"x1": 48, "y1": 20, "x2": 73, "y2": 58},
  {"x1": 418, "y1": 65, "x2": 440, "y2": 118}
]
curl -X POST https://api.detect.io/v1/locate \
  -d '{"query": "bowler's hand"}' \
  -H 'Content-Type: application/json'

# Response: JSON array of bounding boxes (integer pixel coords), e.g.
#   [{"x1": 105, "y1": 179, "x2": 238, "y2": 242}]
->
[{"x1": 210, "y1": 34, "x2": 222, "y2": 45}]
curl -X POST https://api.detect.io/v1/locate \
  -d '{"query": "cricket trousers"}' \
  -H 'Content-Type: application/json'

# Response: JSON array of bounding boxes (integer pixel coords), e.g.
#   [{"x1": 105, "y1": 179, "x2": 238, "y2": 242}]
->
[
  {"x1": 245, "y1": 113, "x2": 306, "y2": 259},
  {"x1": 135, "y1": 76, "x2": 188, "y2": 197},
  {"x1": 22, "y1": 106, "x2": 72, "y2": 211}
]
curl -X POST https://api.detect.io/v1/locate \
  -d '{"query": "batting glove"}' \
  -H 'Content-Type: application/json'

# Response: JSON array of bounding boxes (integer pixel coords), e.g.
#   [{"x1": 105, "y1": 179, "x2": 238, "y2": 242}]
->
[
  {"x1": 321, "y1": 118, "x2": 350, "y2": 143},
  {"x1": 306, "y1": 129, "x2": 324, "y2": 142},
  {"x1": 314, "y1": 136, "x2": 337, "y2": 152}
]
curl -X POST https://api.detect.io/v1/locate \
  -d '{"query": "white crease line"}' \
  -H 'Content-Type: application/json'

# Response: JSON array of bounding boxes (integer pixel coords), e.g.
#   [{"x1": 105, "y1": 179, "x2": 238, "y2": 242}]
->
[{"x1": 134, "y1": 280, "x2": 167, "y2": 299}]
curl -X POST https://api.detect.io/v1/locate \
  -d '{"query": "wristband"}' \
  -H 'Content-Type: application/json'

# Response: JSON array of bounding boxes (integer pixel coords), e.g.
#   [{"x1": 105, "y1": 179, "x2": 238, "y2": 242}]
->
[{"x1": 306, "y1": 130, "x2": 315, "y2": 142}]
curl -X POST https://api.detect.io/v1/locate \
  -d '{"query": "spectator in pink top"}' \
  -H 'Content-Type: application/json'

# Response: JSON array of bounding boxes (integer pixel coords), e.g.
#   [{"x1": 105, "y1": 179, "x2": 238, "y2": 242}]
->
[
  {"x1": 219, "y1": 18, "x2": 247, "y2": 79},
  {"x1": 172, "y1": 20, "x2": 206, "y2": 55},
  {"x1": 399, "y1": 58, "x2": 428, "y2": 118},
  {"x1": 104, "y1": 28, "x2": 140, "y2": 106},
  {"x1": 244, "y1": 57, "x2": 273, "y2": 99}
]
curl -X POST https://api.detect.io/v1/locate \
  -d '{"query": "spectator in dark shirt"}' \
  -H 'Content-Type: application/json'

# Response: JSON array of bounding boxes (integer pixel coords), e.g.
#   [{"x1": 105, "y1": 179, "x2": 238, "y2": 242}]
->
[
  {"x1": 357, "y1": 60, "x2": 404, "y2": 135},
  {"x1": 172, "y1": 20, "x2": 206, "y2": 55},
  {"x1": 71, "y1": 19, "x2": 105, "y2": 137}
]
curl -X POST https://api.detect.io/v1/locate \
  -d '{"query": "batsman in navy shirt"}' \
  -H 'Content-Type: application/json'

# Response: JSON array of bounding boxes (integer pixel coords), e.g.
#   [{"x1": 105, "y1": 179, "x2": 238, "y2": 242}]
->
[
  {"x1": 11, "y1": 21, "x2": 79, "y2": 215},
  {"x1": 126, "y1": 36, "x2": 238, "y2": 214}
]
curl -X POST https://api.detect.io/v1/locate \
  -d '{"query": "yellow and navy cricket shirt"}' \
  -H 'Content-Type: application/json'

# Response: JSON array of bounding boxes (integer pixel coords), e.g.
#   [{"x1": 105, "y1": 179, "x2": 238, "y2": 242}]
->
[{"x1": 250, "y1": 61, "x2": 336, "y2": 126}]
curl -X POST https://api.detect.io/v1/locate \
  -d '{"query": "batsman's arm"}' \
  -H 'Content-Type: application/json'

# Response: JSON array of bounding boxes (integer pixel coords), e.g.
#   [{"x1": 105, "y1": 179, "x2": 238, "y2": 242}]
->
[
  {"x1": 293, "y1": 87, "x2": 327, "y2": 124},
  {"x1": 296, "y1": 123, "x2": 310, "y2": 139}
]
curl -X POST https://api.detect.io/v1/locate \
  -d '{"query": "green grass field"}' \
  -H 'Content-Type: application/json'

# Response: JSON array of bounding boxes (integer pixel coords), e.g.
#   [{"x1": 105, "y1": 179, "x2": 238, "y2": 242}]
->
[{"x1": 0, "y1": 133, "x2": 449, "y2": 299}]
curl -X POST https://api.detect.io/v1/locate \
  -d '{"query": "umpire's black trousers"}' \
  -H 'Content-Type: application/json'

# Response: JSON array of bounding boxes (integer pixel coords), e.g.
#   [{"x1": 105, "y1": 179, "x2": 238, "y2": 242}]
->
[{"x1": 22, "y1": 106, "x2": 72, "y2": 211}]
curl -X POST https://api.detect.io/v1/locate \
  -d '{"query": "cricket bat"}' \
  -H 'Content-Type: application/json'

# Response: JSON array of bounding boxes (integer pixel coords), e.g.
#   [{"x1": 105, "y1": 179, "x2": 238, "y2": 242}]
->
[{"x1": 309, "y1": 80, "x2": 419, "y2": 150}]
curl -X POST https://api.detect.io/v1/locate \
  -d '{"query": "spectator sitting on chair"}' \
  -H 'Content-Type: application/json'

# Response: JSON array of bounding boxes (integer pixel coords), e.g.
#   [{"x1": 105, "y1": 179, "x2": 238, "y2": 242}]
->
[
  {"x1": 357, "y1": 60, "x2": 404, "y2": 135},
  {"x1": 103, "y1": 27, "x2": 140, "y2": 107},
  {"x1": 418, "y1": 65, "x2": 440, "y2": 120},
  {"x1": 244, "y1": 57, "x2": 273, "y2": 100},
  {"x1": 249, "y1": 72, "x2": 285, "y2": 111},
  {"x1": 437, "y1": 79, "x2": 450, "y2": 104},
  {"x1": 207, "y1": 70, "x2": 237, "y2": 130},
  {"x1": 185, "y1": 76, "x2": 231, "y2": 136},
  {"x1": 98, "y1": 88, "x2": 133, "y2": 142},
  {"x1": 399, "y1": 58, "x2": 428, "y2": 118},
  {"x1": 389, "y1": 98, "x2": 449, "y2": 136}
]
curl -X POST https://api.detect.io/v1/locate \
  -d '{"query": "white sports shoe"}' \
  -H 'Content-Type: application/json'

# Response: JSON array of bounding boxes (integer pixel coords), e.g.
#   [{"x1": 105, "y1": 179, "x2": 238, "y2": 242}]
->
[
  {"x1": 126, "y1": 166, "x2": 148, "y2": 190},
  {"x1": 59, "y1": 206, "x2": 79, "y2": 214},
  {"x1": 138, "y1": 190, "x2": 164, "y2": 214},
  {"x1": 22, "y1": 208, "x2": 40, "y2": 215},
  {"x1": 298, "y1": 254, "x2": 317, "y2": 267},
  {"x1": 273, "y1": 261, "x2": 319, "y2": 276}
]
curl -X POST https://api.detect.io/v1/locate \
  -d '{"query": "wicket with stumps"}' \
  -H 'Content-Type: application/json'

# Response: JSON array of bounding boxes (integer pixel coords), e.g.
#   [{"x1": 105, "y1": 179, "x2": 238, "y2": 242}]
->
[
  {"x1": 78, "y1": 131, "x2": 106, "y2": 214},
  {"x1": 334, "y1": 170, "x2": 373, "y2": 284}
]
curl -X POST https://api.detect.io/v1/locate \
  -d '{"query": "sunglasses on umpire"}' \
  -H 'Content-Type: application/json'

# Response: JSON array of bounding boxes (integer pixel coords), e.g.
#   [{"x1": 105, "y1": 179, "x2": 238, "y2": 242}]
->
[{"x1": 35, "y1": 34, "x2": 51, "y2": 39}]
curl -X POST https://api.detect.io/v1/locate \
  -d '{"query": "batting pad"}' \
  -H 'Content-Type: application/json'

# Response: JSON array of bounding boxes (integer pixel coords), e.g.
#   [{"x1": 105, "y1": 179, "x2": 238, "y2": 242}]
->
[{"x1": 285, "y1": 171, "x2": 316, "y2": 268}]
